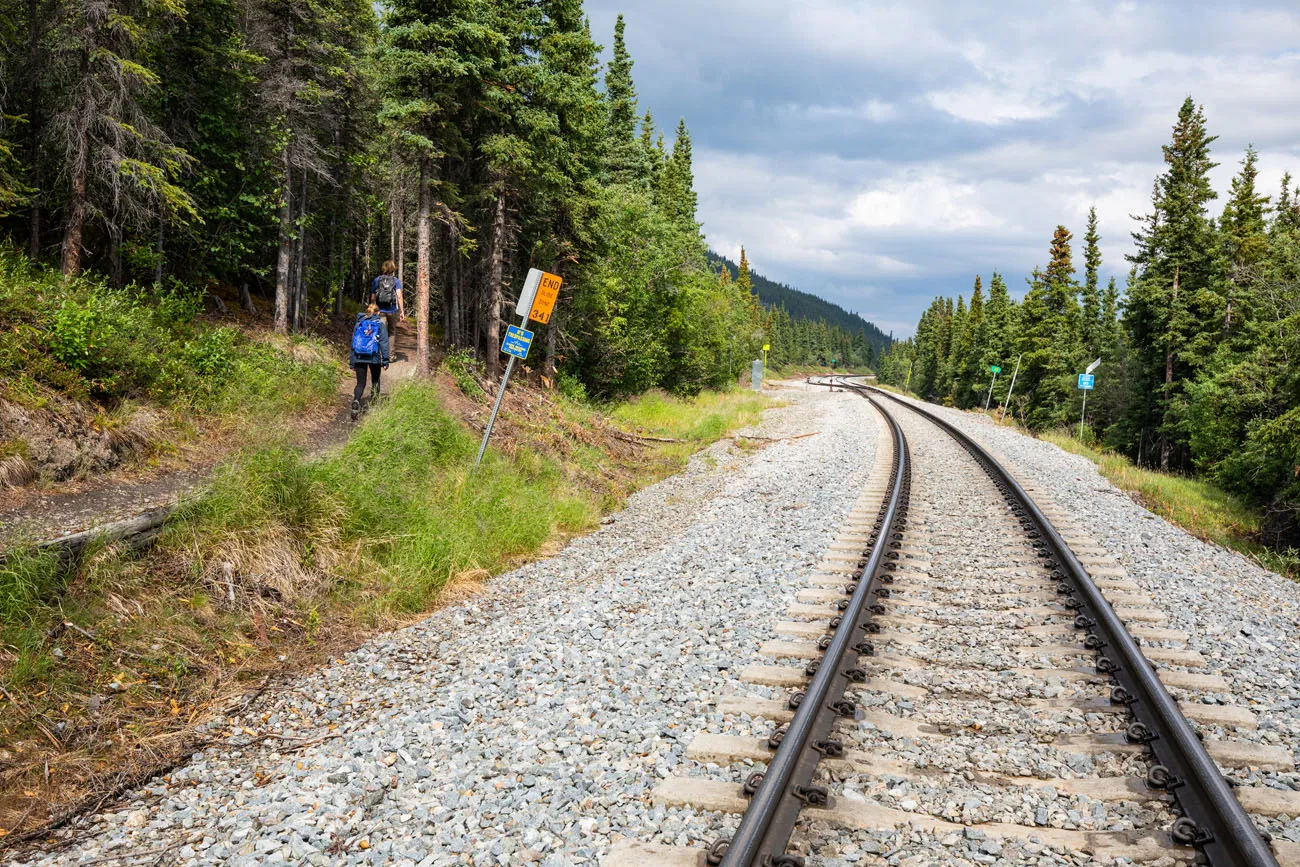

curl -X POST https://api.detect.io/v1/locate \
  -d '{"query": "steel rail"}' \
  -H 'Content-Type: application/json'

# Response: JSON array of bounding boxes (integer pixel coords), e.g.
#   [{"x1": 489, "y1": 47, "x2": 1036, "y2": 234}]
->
[
  {"x1": 865, "y1": 386, "x2": 1278, "y2": 867},
  {"x1": 713, "y1": 388, "x2": 910, "y2": 867}
]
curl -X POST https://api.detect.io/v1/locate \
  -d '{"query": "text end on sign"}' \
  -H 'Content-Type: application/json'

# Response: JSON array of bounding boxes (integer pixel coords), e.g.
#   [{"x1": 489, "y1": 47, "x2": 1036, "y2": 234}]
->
[
  {"x1": 1078, "y1": 374, "x2": 1095, "y2": 390},
  {"x1": 529, "y1": 272, "x2": 563, "y2": 324}
]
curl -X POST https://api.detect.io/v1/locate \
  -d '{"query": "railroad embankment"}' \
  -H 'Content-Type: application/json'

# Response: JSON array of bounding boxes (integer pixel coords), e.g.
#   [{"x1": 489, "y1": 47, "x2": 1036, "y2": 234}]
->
[{"x1": 0, "y1": 332, "x2": 768, "y2": 844}]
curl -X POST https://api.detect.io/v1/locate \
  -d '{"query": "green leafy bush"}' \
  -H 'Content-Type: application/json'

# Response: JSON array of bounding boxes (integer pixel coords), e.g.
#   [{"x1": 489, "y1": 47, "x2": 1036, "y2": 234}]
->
[
  {"x1": 0, "y1": 244, "x2": 337, "y2": 414},
  {"x1": 442, "y1": 348, "x2": 484, "y2": 399}
]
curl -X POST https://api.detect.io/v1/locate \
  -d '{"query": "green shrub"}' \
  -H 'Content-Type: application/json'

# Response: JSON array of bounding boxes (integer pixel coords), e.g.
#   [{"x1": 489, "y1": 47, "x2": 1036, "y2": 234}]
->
[
  {"x1": 556, "y1": 370, "x2": 587, "y2": 403},
  {"x1": 442, "y1": 348, "x2": 484, "y2": 399},
  {"x1": 0, "y1": 244, "x2": 338, "y2": 415}
]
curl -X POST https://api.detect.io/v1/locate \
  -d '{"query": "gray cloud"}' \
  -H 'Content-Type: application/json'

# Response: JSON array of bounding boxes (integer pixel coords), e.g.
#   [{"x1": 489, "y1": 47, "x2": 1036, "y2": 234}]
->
[{"x1": 585, "y1": 1, "x2": 1300, "y2": 334}]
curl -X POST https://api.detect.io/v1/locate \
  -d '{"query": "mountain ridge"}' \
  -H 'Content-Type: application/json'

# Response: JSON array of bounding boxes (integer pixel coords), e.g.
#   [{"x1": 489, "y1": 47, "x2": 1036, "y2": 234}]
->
[{"x1": 707, "y1": 251, "x2": 892, "y2": 352}]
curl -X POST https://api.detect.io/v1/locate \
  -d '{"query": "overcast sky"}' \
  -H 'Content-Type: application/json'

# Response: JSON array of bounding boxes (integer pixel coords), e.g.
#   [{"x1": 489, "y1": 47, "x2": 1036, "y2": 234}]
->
[{"x1": 582, "y1": 1, "x2": 1300, "y2": 337}]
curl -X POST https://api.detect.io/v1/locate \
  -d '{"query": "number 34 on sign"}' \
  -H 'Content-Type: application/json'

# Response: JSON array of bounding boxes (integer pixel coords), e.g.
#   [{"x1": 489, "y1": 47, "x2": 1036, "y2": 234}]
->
[{"x1": 515, "y1": 269, "x2": 563, "y2": 325}]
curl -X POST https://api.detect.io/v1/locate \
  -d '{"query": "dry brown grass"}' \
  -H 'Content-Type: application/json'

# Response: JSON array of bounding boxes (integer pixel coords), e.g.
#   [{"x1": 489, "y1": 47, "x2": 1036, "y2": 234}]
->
[{"x1": 0, "y1": 456, "x2": 36, "y2": 491}]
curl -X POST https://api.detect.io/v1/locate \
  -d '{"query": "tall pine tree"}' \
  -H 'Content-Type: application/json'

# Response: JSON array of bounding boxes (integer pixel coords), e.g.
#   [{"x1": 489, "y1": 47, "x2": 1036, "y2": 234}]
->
[{"x1": 1122, "y1": 97, "x2": 1223, "y2": 468}]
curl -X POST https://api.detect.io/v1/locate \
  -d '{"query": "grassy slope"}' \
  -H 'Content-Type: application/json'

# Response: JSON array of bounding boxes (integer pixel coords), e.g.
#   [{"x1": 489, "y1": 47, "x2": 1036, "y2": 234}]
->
[
  {"x1": 1041, "y1": 431, "x2": 1297, "y2": 578},
  {"x1": 0, "y1": 246, "x2": 340, "y2": 494},
  {"x1": 0, "y1": 379, "x2": 768, "y2": 840}
]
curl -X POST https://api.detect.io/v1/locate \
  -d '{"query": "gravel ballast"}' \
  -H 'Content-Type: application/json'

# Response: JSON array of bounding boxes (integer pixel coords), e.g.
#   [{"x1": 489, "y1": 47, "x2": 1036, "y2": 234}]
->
[
  {"x1": 18, "y1": 383, "x2": 1300, "y2": 866},
  {"x1": 17, "y1": 384, "x2": 881, "y2": 867},
  {"x1": 876, "y1": 392, "x2": 1300, "y2": 848}
]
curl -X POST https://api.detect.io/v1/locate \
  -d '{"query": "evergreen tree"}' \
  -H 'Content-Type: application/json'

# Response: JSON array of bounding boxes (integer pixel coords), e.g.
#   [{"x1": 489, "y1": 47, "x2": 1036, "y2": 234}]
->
[
  {"x1": 1080, "y1": 206, "x2": 1103, "y2": 359},
  {"x1": 944, "y1": 294, "x2": 967, "y2": 403},
  {"x1": 1101, "y1": 276, "x2": 1121, "y2": 356},
  {"x1": 1219, "y1": 144, "x2": 1270, "y2": 338},
  {"x1": 1013, "y1": 226, "x2": 1082, "y2": 428},
  {"x1": 1121, "y1": 97, "x2": 1223, "y2": 468},
  {"x1": 983, "y1": 271, "x2": 1014, "y2": 365},
  {"x1": 602, "y1": 14, "x2": 646, "y2": 186},
  {"x1": 52, "y1": 0, "x2": 196, "y2": 277},
  {"x1": 657, "y1": 118, "x2": 697, "y2": 231},
  {"x1": 1274, "y1": 173, "x2": 1300, "y2": 237},
  {"x1": 1221, "y1": 145, "x2": 1269, "y2": 272},
  {"x1": 953, "y1": 277, "x2": 984, "y2": 408},
  {"x1": 736, "y1": 246, "x2": 753, "y2": 294}
]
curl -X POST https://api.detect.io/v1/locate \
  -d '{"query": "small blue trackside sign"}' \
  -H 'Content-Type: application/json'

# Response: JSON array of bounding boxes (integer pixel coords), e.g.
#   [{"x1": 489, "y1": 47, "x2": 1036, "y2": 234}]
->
[
  {"x1": 502, "y1": 325, "x2": 533, "y2": 360},
  {"x1": 1078, "y1": 374, "x2": 1095, "y2": 390}
]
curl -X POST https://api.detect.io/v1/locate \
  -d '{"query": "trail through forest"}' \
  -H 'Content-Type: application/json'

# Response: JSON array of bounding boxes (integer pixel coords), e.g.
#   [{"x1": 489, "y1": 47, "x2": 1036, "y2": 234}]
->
[{"x1": 0, "y1": 320, "x2": 427, "y2": 547}]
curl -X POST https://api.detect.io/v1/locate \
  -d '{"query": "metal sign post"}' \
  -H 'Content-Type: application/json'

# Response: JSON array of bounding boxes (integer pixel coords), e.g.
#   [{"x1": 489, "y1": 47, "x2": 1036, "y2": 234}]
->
[
  {"x1": 984, "y1": 365, "x2": 1002, "y2": 411},
  {"x1": 1077, "y1": 372, "x2": 1096, "y2": 441},
  {"x1": 997, "y1": 354, "x2": 1022, "y2": 423},
  {"x1": 474, "y1": 269, "x2": 561, "y2": 466}
]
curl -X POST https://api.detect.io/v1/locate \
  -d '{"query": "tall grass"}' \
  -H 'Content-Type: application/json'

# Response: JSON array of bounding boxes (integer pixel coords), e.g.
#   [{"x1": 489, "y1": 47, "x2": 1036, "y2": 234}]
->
[
  {"x1": 172, "y1": 381, "x2": 597, "y2": 617},
  {"x1": 611, "y1": 388, "x2": 769, "y2": 441},
  {"x1": 1042, "y1": 430, "x2": 1297, "y2": 578},
  {"x1": 0, "y1": 547, "x2": 66, "y2": 629}
]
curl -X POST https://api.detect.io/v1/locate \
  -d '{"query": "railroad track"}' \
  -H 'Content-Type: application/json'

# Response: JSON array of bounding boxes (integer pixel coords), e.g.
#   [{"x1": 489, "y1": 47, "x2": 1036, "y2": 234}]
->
[{"x1": 607, "y1": 379, "x2": 1299, "y2": 867}]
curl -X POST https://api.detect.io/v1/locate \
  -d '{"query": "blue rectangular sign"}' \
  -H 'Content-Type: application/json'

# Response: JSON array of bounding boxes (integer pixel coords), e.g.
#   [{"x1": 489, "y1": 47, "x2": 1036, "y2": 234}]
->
[
  {"x1": 501, "y1": 324, "x2": 533, "y2": 360},
  {"x1": 1078, "y1": 374, "x2": 1095, "y2": 390}
]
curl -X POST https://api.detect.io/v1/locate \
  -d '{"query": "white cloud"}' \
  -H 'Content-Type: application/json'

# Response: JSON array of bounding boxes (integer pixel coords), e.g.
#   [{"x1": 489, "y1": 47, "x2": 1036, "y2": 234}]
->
[
  {"x1": 926, "y1": 84, "x2": 1063, "y2": 125},
  {"x1": 846, "y1": 171, "x2": 1005, "y2": 232}
]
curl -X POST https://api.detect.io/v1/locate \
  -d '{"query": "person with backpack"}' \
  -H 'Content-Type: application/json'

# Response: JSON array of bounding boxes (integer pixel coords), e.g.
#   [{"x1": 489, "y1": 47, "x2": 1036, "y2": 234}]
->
[
  {"x1": 350, "y1": 303, "x2": 390, "y2": 420},
  {"x1": 370, "y1": 260, "x2": 405, "y2": 351}
]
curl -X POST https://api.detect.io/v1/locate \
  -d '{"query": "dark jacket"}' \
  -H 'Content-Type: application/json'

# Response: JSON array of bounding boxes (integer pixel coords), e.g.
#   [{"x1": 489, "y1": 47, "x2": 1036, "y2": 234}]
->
[{"x1": 349, "y1": 313, "x2": 390, "y2": 367}]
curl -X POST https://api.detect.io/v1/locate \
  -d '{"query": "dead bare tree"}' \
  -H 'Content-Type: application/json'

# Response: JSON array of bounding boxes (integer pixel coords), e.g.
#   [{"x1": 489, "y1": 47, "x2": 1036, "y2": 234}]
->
[{"x1": 50, "y1": 0, "x2": 193, "y2": 277}]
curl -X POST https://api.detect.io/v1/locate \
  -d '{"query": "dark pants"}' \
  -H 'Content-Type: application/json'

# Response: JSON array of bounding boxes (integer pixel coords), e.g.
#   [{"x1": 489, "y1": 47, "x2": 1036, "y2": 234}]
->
[
  {"x1": 353, "y1": 363, "x2": 382, "y2": 402},
  {"x1": 380, "y1": 310, "x2": 399, "y2": 356}
]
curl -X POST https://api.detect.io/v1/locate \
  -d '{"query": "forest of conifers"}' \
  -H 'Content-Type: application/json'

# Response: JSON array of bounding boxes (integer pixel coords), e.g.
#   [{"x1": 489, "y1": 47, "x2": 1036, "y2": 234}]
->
[
  {"x1": 0, "y1": 0, "x2": 867, "y2": 398},
  {"x1": 877, "y1": 98, "x2": 1300, "y2": 551}
]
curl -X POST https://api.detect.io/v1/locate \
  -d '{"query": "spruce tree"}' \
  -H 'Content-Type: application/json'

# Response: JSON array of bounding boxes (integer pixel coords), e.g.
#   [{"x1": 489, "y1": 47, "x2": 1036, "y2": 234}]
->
[
  {"x1": 602, "y1": 14, "x2": 646, "y2": 186},
  {"x1": 1122, "y1": 97, "x2": 1223, "y2": 468},
  {"x1": 639, "y1": 111, "x2": 660, "y2": 189},
  {"x1": 953, "y1": 277, "x2": 985, "y2": 407},
  {"x1": 1080, "y1": 206, "x2": 1103, "y2": 358},
  {"x1": 945, "y1": 294, "x2": 967, "y2": 403},
  {"x1": 657, "y1": 119, "x2": 698, "y2": 231},
  {"x1": 1101, "y1": 276, "x2": 1121, "y2": 357},
  {"x1": 737, "y1": 246, "x2": 753, "y2": 295},
  {"x1": 1221, "y1": 145, "x2": 1269, "y2": 271},
  {"x1": 1219, "y1": 145, "x2": 1270, "y2": 338},
  {"x1": 1013, "y1": 226, "x2": 1082, "y2": 428},
  {"x1": 1274, "y1": 173, "x2": 1300, "y2": 237},
  {"x1": 53, "y1": 0, "x2": 195, "y2": 277}
]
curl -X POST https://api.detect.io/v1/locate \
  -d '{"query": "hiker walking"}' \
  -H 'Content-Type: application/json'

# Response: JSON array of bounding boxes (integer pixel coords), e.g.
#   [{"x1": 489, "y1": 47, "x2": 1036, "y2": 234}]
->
[
  {"x1": 350, "y1": 303, "x2": 390, "y2": 420},
  {"x1": 370, "y1": 260, "x2": 405, "y2": 354}
]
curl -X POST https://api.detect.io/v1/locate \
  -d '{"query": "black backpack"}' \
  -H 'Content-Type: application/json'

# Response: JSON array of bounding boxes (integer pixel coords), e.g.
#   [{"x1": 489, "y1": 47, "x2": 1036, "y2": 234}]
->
[{"x1": 375, "y1": 274, "x2": 398, "y2": 306}]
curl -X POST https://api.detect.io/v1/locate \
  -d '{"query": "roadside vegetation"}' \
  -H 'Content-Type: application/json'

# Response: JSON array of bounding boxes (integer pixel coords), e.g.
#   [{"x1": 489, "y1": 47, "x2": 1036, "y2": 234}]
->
[
  {"x1": 1041, "y1": 431, "x2": 1298, "y2": 580},
  {"x1": 0, "y1": 247, "x2": 339, "y2": 489},
  {"x1": 0, "y1": 377, "x2": 769, "y2": 841}
]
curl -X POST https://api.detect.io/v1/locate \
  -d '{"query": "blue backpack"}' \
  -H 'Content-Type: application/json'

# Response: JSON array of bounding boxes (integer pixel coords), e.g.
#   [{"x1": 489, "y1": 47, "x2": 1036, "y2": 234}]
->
[{"x1": 352, "y1": 316, "x2": 380, "y2": 356}]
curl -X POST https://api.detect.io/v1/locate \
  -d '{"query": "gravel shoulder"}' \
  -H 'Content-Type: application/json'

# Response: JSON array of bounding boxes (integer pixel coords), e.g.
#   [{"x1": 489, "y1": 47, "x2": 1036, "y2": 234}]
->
[{"x1": 17, "y1": 382, "x2": 881, "y2": 866}]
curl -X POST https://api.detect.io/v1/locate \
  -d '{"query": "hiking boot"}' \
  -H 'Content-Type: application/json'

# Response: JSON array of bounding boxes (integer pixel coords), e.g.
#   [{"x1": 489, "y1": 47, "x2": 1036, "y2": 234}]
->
[{"x1": 350, "y1": 398, "x2": 361, "y2": 420}]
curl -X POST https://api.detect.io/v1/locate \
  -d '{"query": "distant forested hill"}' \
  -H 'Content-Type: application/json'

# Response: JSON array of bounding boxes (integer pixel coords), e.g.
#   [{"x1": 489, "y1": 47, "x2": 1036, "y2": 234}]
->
[{"x1": 708, "y1": 252, "x2": 892, "y2": 352}]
